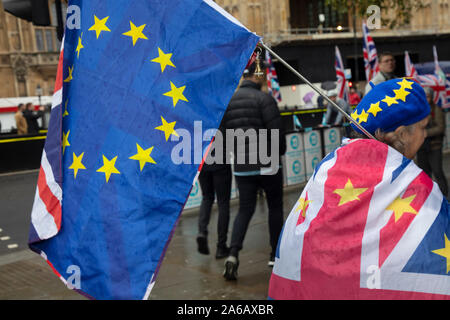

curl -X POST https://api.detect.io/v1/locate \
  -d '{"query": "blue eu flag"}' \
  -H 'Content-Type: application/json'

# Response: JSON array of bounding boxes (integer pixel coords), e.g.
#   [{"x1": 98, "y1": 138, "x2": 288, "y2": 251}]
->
[{"x1": 29, "y1": 0, "x2": 259, "y2": 299}]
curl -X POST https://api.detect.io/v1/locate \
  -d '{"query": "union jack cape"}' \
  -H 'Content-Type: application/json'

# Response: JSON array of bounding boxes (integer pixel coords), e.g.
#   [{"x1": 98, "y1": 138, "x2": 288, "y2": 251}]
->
[{"x1": 269, "y1": 138, "x2": 450, "y2": 299}]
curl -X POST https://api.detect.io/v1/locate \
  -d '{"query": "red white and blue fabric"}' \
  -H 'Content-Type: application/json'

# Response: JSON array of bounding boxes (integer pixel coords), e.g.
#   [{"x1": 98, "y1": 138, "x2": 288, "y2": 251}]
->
[
  {"x1": 404, "y1": 51, "x2": 418, "y2": 79},
  {"x1": 269, "y1": 138, "x2": 450, "y2": 299},
  {"x1": 362, "y1": 21, "x2": 379, "y2": 82},
  {"x1": 416, "y1": 74, "x2": 447, "y2": 107},
  {"x1": 265, "y1": 50, "x2": 282, "y2": 102},
  {"x1": 432, "y1": 46, "x2": 449, "y2": 108},
  {"x1": 28, "y1": 0, "x2": 259, "y2": 300},
  {"x1": 29, "y1": 38, "x2": 64, "y2": 244},
  {"x1": 335, "y1": 46, "x2": 349, "y2": 103},
  {"x1": 408, "y1": 47, "x2": 449, "y2": 109}
]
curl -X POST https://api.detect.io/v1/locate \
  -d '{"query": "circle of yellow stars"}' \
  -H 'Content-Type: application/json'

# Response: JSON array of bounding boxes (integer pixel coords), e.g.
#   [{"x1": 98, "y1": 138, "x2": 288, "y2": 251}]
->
[
  {"x1": 351, "y1": 78, "x2": 414, "y2": 124},
  {"x1": 63, "y1": 13, "x2": 190, "y2": 183}
]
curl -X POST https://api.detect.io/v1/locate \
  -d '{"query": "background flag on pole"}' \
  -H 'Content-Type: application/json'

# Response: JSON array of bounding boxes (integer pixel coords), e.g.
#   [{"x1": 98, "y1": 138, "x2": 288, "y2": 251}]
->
[
  {"x1": 433, "y1": 46, "x2": 449, "y2": 108},
  {"x1": 335, "y1": 46, "x2": 349, "y2": 103},
  {"x1": 265, "y1": 49, "x2": 282, "y2": 102},
  {"x1": 362, "y1": 21, "x2": 379, "y2": 82},
  {"x1": 404, "y1": 51, "x2": 418, "y2": 78},
  {"x1": 28, "y1": 0, "x2": 259, "y2": 300},
  {"x1": 411, "y1": 46, "x2": 449, "y2": 109}
]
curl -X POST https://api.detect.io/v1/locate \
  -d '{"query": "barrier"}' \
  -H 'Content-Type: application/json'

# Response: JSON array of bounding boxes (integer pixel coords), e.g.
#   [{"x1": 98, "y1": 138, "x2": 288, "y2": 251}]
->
[
  {"x1": 283, "y1": 132, "x2": 306, "y2": 186},
  {"x1": 303, "y1": 129, "x2": 322, "y2": 179}
]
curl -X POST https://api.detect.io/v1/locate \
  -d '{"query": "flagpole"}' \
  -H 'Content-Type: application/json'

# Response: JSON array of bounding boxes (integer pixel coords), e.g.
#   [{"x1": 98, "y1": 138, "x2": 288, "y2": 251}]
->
[{"x1": 260, "y1": 42, "x2": 376, "y2": 140}]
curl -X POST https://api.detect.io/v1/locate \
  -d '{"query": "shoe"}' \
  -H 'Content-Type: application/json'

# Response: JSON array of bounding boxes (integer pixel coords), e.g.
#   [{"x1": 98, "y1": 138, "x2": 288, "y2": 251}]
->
[
  {"x1": 196, "y1": 236, "x2": 209, "y2": 255},
  {"x1": 268, "y1": 254, "x2": 275, "y2": 267},
  {"x1": 223, "y1": 256, "x2": 239, "y2": 281},
  {"x1": 215, "y1": 246, "x2": 230, "y2": 259}
]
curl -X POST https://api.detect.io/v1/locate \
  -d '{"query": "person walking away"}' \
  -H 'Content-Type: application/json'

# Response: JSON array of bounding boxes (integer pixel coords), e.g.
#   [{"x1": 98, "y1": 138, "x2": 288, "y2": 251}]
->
[
  {"x1": 196, "y1": 125, "x2": 232, "y2": 259},
  {"x1": 221, "y1": 61, "x2": 286, "y2": 280}
]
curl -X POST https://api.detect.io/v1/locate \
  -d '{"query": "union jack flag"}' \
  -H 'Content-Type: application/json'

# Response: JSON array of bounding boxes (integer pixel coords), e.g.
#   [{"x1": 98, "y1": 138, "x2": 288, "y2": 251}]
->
[
  {"x1": 362, "y1": 21, "x2": 379, "y2": 82},
  {"x1": 433, "y1": 46, "x2": 449, "y2": 108},
  {"x1": 265, "y1": 49, "x2": 282, "y2": 102},
  {"x1": 335, "y1": 46, "x2": 349, "y2": 103},
  {"x1": 416, "y1": 74, "x2": 447, "y2": 107},
  {"x1": 404, "y1": 51, "x2": 418, "y2": 78},
  {"x1": 403, "y1": 48, "x2": 449, "y2": 109},
  {"x1": 269, "y1": 138, "x2": 450, "y2": 299}
]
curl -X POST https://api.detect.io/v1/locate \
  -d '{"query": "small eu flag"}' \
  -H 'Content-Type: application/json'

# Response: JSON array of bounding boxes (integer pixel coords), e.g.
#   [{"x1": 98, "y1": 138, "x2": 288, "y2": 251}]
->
[{"x1": 29, "y1": 0, "x2": 259, "y2": 300}]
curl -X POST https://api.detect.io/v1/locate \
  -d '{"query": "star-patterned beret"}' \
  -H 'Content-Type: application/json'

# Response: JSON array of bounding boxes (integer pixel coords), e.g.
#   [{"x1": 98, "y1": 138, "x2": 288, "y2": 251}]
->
[{"x1": 351, "y1": 78, "x2": 430, "y2": 135}]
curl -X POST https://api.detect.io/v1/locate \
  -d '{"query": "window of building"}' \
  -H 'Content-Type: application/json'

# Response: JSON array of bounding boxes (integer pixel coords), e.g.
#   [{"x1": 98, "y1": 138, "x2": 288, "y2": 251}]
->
[
  {"x1": 35, "y1": 29, "x2": 45, "y2": 51},
  {"x1": 35, "y1": 27, "x2": 58, "y2": 52},
  {"x1": 45, "y1": 29, "x2": 54, "y2": 52},
  {"x1": 290, "y1": 0, "x2": 348, "y2": 31}
]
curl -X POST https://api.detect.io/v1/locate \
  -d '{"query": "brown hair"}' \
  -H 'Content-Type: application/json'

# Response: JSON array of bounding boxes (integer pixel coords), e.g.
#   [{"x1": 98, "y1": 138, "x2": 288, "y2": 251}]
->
[{"x1": 350, "y1": 125, "x2": 415, "y2": 156}]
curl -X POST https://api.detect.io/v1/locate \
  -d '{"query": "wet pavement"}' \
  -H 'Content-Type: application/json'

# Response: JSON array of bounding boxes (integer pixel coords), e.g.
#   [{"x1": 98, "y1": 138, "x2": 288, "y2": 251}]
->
[
  {"x1": 1, "y1": 152, "x2": 450, "y2": 300},
  {"x1": 0, "y1": 170, "x2": 302, "y2": 300}
]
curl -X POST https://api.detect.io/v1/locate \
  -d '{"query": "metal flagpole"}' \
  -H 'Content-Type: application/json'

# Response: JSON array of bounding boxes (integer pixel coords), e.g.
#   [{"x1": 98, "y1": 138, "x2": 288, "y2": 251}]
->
[{"x1": 260, "y1": 41, "x2": 376, "y2": 140}]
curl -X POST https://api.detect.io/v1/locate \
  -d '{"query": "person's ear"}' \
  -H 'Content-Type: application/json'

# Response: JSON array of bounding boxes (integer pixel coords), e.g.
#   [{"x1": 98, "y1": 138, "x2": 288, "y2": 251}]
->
[{"x1": 394, "y1": 125, "x2": 408, "y2": 143}]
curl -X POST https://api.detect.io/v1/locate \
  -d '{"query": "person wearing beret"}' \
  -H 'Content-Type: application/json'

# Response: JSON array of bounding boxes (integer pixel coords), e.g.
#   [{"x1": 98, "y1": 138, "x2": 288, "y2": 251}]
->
[{"x1": 269, "y1": 78, "x2": 450, "y2": 300}]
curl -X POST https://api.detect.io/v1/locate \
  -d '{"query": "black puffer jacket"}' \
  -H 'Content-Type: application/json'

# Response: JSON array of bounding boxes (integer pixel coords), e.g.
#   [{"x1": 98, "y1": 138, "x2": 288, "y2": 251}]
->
[{"x1": 222, "y1": 80, "x2": 286, "y2": 173}]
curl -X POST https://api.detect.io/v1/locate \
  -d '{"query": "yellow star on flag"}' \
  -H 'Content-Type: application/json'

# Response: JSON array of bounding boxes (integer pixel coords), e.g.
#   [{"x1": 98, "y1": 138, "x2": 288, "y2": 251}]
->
[
  {"x1": 296, "y1": 197, "x2": 312, "y2": 218},
  {"x1": 122, "y1": 21, "x2": 148, "y2": 46},
  {"x1": 62, "y1": 130, "x2": 70, "y2": 154},
  {"x1": 69, "y1": 152, "x2": 86, "y2": 179},
  {"x1": 64, "y1": 66, "x2": 73, "y2": 83},
  {"x1": 393, "y1": 88, "x2": 411, "y2": 102},
  {"x1": 397, "y1": 78, "x2": 414, "y2": 90},
  {"x1": 151, "y1": 48, "x2": 175, "y2": 73},
  {"x1": 333, "y1": 179, "x2": 368, "y2": 206},
  {"x1": 96, "y1": 155, "x2": 120, "y2": 183},
  {"x1": 431, "y1": 234, "x2": 450, "y2": 274},
  {"x1": 367, "y1": 101, "x2": 382, "y2": 117},
  {"x1": 88, "y1": 15, "x2": 111, "y2": 39},
  {"x1": 129, "y1": 144, "x2": 156, "y2": 171},
  {"x1": 63, "y1": 100, "x2": 69, "y2": 117},
  {"x1": 163, "y1": 81, "x2": 188, "y2": 107},
  {"x1": 75, "y1": 33, "x2": 84, "y2": 58},
  {"x1": 155, "y1": 116, "x2": 179, "y2": 141},
  {"x1": 382, "y1": 95, "x2": 398, "y2": 106},
  {"x1": 358, "y1": 109, "x2": 369, "y2": 124},
  {"x1": 386, "y1": 194, "x2": 417, "y2": 223}
]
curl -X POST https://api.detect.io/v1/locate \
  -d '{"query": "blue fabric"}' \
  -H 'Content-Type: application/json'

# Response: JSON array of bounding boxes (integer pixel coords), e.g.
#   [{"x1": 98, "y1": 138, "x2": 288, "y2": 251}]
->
[{"x1": 30, "y1": 0, "x2": 259, "y2": 300}]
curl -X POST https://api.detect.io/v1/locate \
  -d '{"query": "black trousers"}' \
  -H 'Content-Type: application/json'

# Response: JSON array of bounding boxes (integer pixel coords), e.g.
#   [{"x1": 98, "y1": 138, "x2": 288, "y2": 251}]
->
[
  {"x1": 229, "y1": 169, "x2": 284, "y2": 258},
  {"x1": 417, "y1": 147, "x2": 448, "y2": 197},
  {"x1": 197, "y1": 166, "x2": 232, "y2": 248}
]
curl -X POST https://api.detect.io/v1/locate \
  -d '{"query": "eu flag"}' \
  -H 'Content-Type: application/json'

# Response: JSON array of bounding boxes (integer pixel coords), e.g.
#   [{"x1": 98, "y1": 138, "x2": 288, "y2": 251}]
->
[{"x1": 29, "y1": 0, "x2": 259, "y2": 299}]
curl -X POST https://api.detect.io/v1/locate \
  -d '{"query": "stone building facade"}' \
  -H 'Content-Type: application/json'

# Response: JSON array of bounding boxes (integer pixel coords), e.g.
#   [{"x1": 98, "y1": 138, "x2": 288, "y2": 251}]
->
[
  {"x1": 0, "y1": 0, "x2": 448, "y2": 98},
  {"x1": 215, "y1": 0, "x2": 450, "y2": 87},
  {"x1": 0, "y1": 0, "x2": 64, "y2": 98}
]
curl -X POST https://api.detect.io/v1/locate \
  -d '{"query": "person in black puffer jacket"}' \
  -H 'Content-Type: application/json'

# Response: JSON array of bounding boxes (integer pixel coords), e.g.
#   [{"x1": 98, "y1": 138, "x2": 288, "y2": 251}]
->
[
  {"x1": 196, "y1": 120, "x2": 233, "y2": 260},
  {"x1": 222, "y1": 61, "x2": 286, "y2": 281}
]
